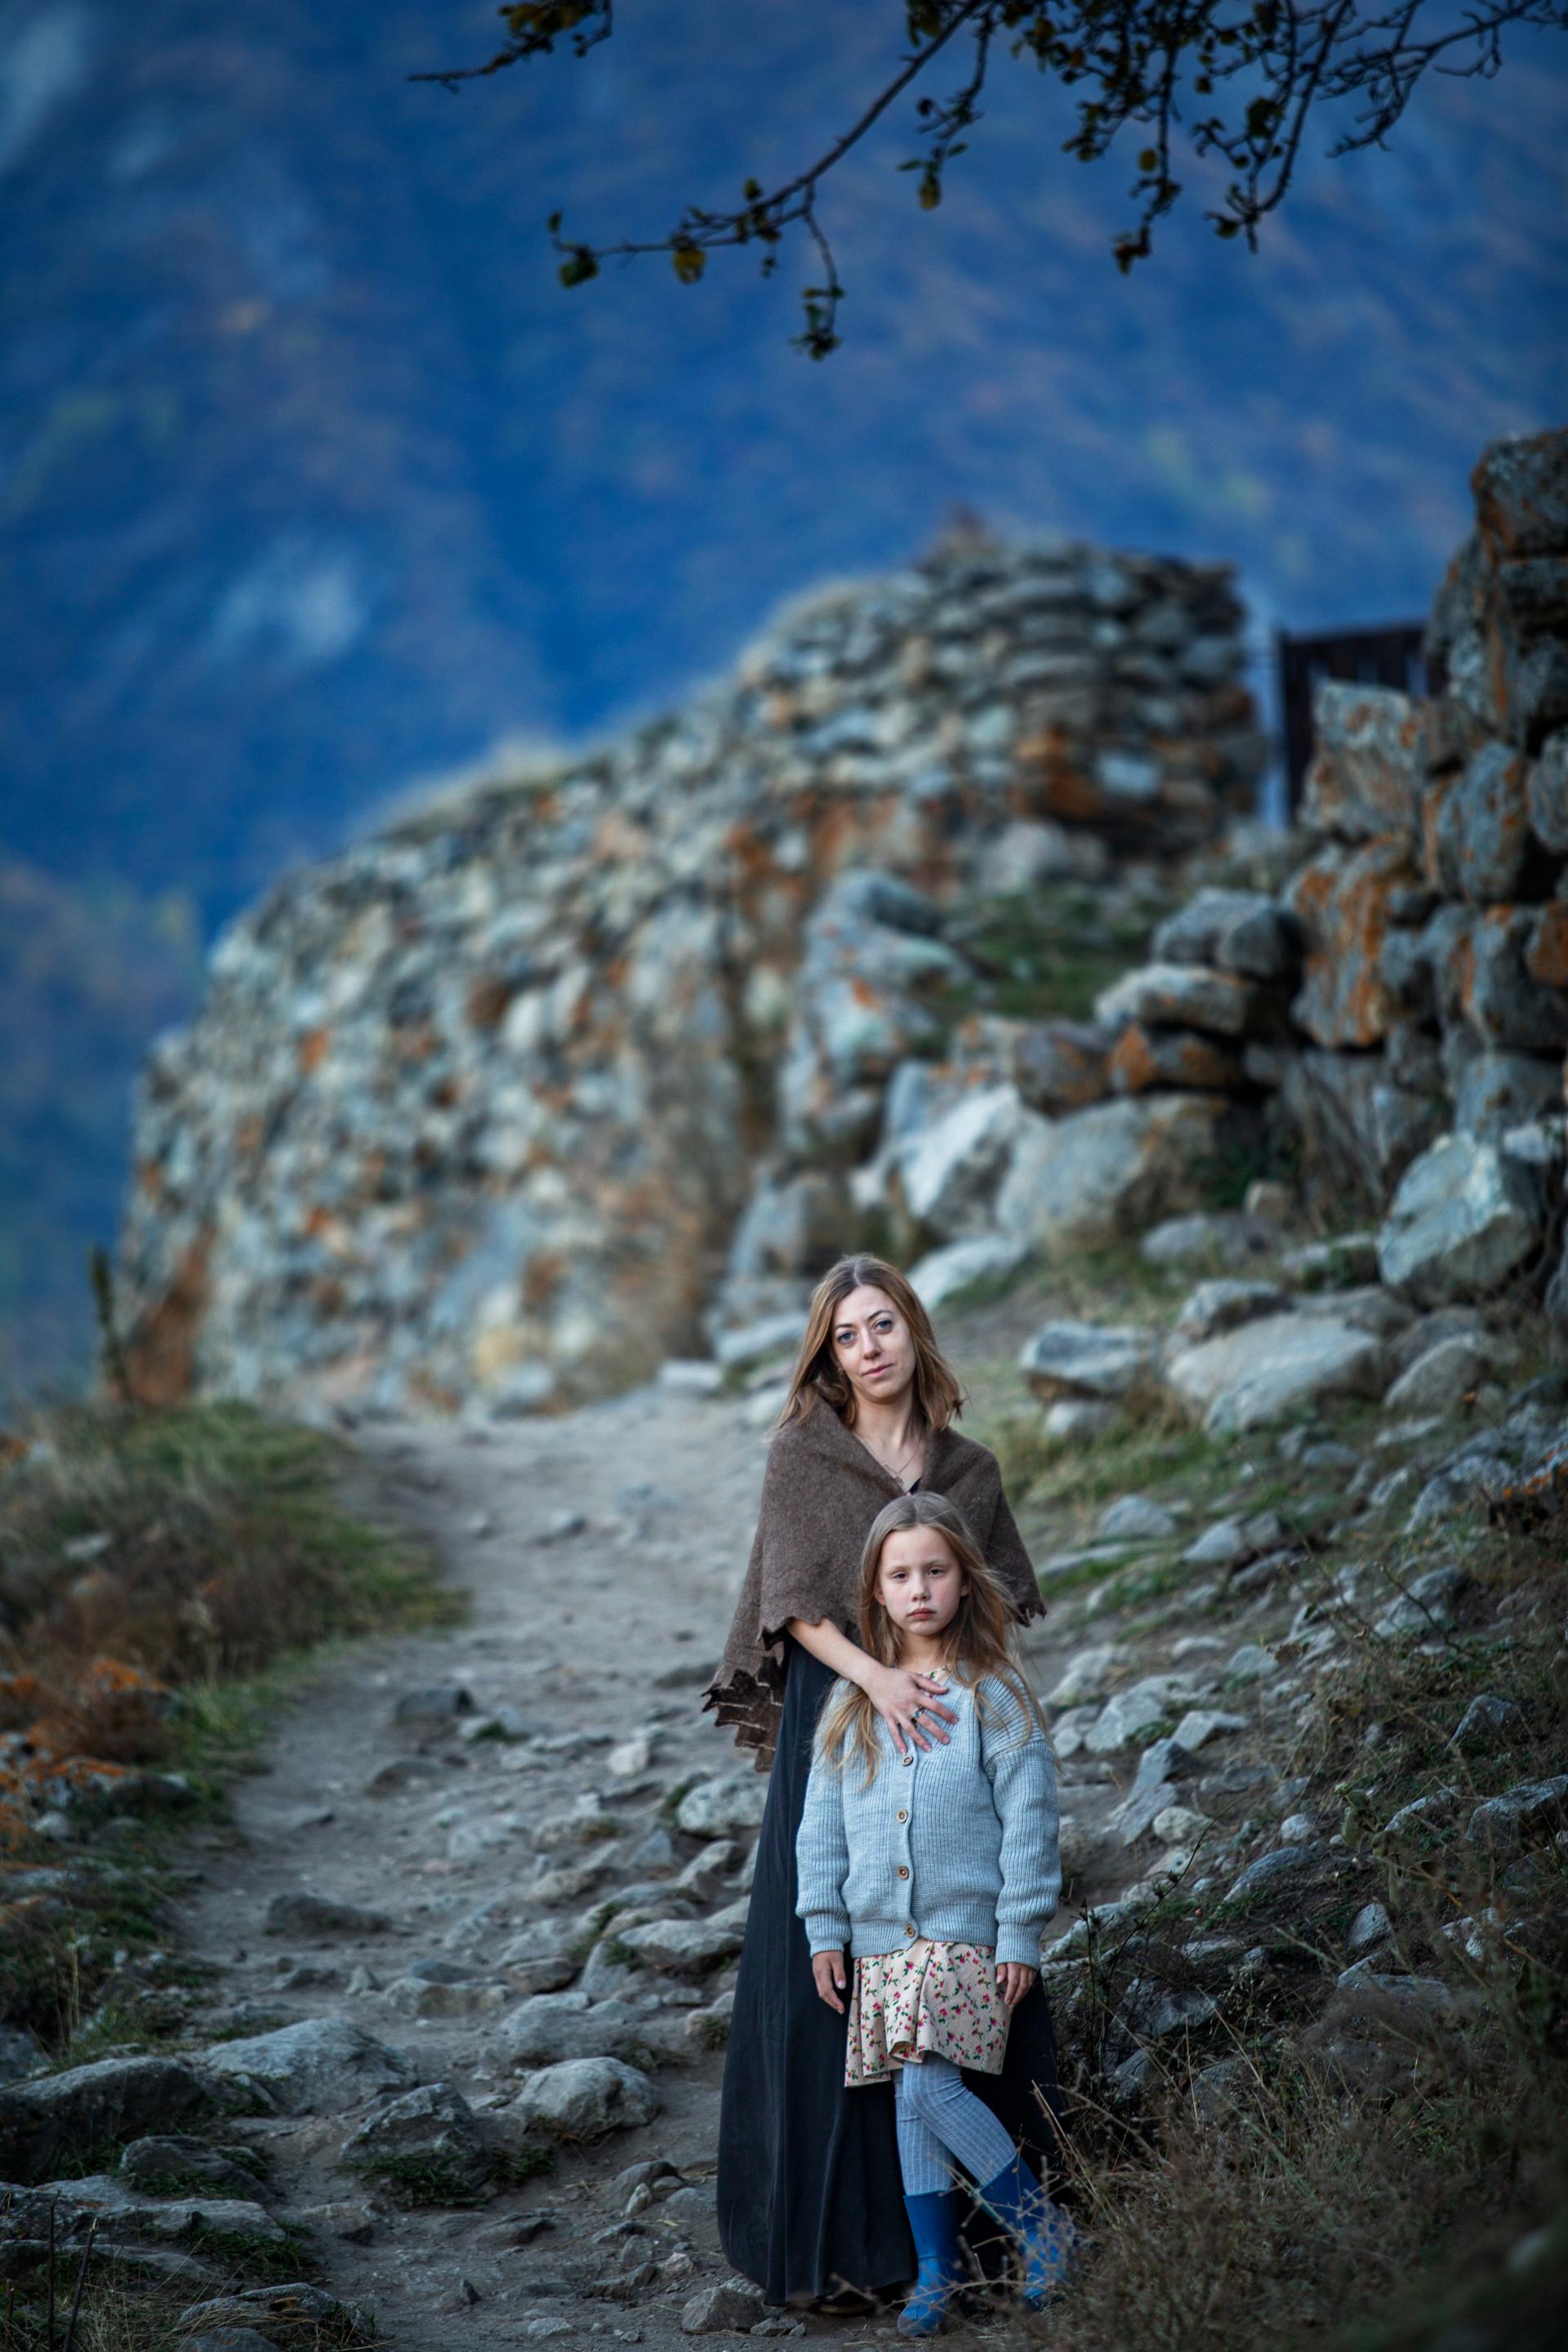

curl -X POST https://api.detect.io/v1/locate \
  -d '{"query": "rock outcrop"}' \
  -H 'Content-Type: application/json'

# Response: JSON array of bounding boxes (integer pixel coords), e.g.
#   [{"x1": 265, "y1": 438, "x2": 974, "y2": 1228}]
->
[{"x1": 117, "y1": 537, "x2": 1262, "y2": 1415}]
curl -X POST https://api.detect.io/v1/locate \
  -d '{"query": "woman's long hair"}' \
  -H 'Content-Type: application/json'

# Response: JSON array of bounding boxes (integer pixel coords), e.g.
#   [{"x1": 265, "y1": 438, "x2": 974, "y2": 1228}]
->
[
  {"x1": 776, "y1": 1254, "x2": 964, "y2": 1434},
  {"x1": 815, "y1": 1490, "x2": 1048, "y2": 1786}
]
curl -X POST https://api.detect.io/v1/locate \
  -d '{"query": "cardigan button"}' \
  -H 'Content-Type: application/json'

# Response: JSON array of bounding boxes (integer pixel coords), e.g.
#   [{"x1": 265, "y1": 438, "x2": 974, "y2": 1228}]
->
[
  {"x1": 896, "y1": 1809, "x2": 908, "y2": 1824},
  {"x1": 905, "y1": 1922, "x2": 915, "y2": 1937},
  {"x1": 901, "y1": 1752, "x2": 914, "y2": 1766},
  {"x1": 897, "y1": 1865, "x2": 909, "y2": 1879}
]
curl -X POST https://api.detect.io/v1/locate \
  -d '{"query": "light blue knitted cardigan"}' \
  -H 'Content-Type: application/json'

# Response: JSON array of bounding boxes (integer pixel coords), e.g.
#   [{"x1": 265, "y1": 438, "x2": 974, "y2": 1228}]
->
[{"x1": 794, "y1": 1670, "x2": 1060, "y2": 1969}]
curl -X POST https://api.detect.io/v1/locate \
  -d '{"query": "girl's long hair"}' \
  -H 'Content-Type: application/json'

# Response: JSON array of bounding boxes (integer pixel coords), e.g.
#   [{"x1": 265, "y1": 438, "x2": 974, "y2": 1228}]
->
[
  {"x1": 815, "y1": 1490, "x2": 1049, "y2": 1786},
  {"x1": 776, "y1": 1254, "x2": 964, "y2": 1434}
]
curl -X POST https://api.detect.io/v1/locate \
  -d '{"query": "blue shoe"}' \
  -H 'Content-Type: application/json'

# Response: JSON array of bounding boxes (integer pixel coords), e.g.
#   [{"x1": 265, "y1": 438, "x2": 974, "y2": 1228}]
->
[
  {"x1": 975, "y1": 2156, "x2": 1081, "y2": 2310},
  {"x1": 897, "y1": 2190, "x2": 968, "y2": 2336}
]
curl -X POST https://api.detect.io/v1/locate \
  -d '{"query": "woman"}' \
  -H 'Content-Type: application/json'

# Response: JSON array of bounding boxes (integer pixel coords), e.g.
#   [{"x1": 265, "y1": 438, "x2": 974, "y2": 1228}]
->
[{"x1": 704, "y1": 1254, "x2": 1057, "y2": 2310}]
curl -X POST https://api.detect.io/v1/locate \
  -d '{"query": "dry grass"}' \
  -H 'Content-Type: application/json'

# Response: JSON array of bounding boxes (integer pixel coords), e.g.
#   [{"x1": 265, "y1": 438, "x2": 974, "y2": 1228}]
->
[
  {"x1": 0, "y1": 1399, "x2": 458, "y2": 2051},
  {"x1": 1025, "y1": 1481, "x2": 1568, "y2": 2352}
]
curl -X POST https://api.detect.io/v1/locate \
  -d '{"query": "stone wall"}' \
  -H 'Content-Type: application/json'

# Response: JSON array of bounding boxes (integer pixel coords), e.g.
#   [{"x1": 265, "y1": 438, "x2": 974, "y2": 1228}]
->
[
  {"x1": 117, "y1": 535, "x2": 1263, "y2": 1415},
  {"x1": 842, "y1": 425, "x2": 1566, "y2": 1347}
]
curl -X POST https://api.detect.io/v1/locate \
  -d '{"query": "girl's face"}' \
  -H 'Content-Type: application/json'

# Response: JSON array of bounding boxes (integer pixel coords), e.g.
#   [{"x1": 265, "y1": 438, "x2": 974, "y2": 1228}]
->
[
  {"x1": 831, "y1": 1284, "x2": 916, "y2": 1410},
  {"x1": 875, "y1": 1526, "x2": 967, "y2": 1646}
]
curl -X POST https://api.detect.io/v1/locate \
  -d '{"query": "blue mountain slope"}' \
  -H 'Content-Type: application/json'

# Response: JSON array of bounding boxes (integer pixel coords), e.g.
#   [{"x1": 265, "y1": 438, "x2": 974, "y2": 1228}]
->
[{"x1": 0, "y1": 0, "x2": 1563, "y2": 1386}]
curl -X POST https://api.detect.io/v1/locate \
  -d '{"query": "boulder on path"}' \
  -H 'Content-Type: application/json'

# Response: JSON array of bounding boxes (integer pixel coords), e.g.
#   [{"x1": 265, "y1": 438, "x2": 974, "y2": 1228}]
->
[
  {"x1": 10, "y1": 2172, "x2": 285, "y2": 2259},
  {"x1": 1376, "y1": 1134, "x2": 1544, "y2": 1304},
  {"x1": 1169, "y1": 1279, "x2": 1290, "y2": 1349},
  {"x1": 1465, "y1": 1776, "x2": 1568, "y2": 1855},
  {"x1": 0, "y1": 2054, "x2": 229, "y2": 2185},
  {"x1": 118, "y1": 2135, "x2": 274, "y2": 2203},
  {"x1": 1012, "y1": 1018, "x2": 1111, "y2": 1114},
  {"x1": 511, "y1": 2056, "x2": 660, "y2": 2141},
  {"x1": 1018, "y1": 1319, "x2": 1160, "y2": 1403},
  {"x1": 498, "y1": 1991, "x2": 653, "y2": 2066},
  {"x1": 1165, "y1": 1312, "x2": 1389, "y2": 1432},
  {"x1": 1084, "y1": 1676, "x2": 1192, "y2": 1755},
  {"x1": 1096, "y1": 1494, "x2": 1177, "y2": 1543},
  {"x1": 263, "y1": 1891, "x2": 394, "y2": 1939},
  {"x1": 618, "y1": 1907, "x2": 749, "y2": 1974},
  {"x1": 1452, "y1": 1049, "x2": 1565, "y2": 1140},
  {"x1": 997, "y1": 1095, "x2": 1232, "y2": 1254},
  {"x1": 1107, "y1": 1022, "x2": 1248, "y2": 1095},
  {"x1": 341, "y1": 2081, "x2": 493, "y2": 2203},
  {"x1": 675, "y1": 1775, "x2": 768, "y2": 1837},
  {"x1": 200, "y1": 2018, "x2": 415, "y2": 2116},
  {"x1": 1382, "y1": 1335, "x2": 1490, "y2": 1416},
  {"x1": 681, "y1": 2278, "x2": 768, "y2": 2335},
  {"x1": 175, "y1": 2284, "x2": 375, "y2": 2344}
]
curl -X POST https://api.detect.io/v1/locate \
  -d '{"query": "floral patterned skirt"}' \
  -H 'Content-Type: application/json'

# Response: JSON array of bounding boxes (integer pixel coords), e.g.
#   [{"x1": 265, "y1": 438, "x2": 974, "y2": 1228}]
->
[{"x1": 845, "y1": 1938, "x2": 1010, "y2": 2087}]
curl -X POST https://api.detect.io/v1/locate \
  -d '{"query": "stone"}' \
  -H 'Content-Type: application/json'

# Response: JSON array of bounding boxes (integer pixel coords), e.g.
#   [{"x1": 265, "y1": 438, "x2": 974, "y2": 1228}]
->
[
  {"x1": 997, "y1": 1095, "x2": 1234, "y2": 1254},
  {"x1": 1182, "y1": 1518, "x2": 1251, "y2": 1569},
  {"x1": 1225, "y1": 1644, "x2": 1278, "y2": 1686},
  {"x1": 181, "y1": 2333, "x2": 276, "y2": 2350},
  {"x1": 1463, "y1": 906, "x2": 1568, "y2": 1051},
  {"x1": 607, "y1": 1735, "x2": 655, "y2": 1780},
  {"x1": 1372, "y1": 1562, "x2": 1471, "y2": 1638},
  {"x1": 1454, "y1": 1049, "x2": 1566, "y2": 1140},
  {"x1": 1225, "y1": 1842, "x2": 1328, "y2": 1904},
  {"x1": 1447, "y1": 1695, "x2": 1524, "y2": 1754},
  {"x1": 1108, "y1": 1023, "x2": 1248, "y2": 1094},
  {"x1": 1526, "y1": 730, "x2": 1568, "y2": 853},
  {"x1": 199, "y1": 2019, "x2": 415, "y2": 2116},
  {"x1": 675, "y1": 1775, "x2": 768, "y2": 1838},
  {"x1": 0, "y1": 2056, "x2": 230, "y2": 2186},
  {"x1": 1141, "y1": 1210, "x2": 1283, "y2": 1270},
  {"x1": 906, "y1": 1233, "x2": 1027, "y2": 1312},
  {"x1": 898, "y1": 1084, "x2": 1035, "y2": 1238},
  {"x1": 341, "y1": 2082, "x2": 492, "y2": 2202},
  {"x1": 1041, "y1": 1398, "x2": 1120, "y2": 1443},
  {"x1": 682, "y1": 2278, "x2": 768, "y2": 2335},
  {"x1": 1431, "y1": 740, "x2": 1539, "y2": 902},
  {"x1": 1300, "y1": 683, "x2": 1423, "y2": 844},
  {"x1": 1152, "y1": 1803, "x2": 1212, "y2": 1846},
  {"x1": 512, "y1": 2056, "x2": 660, "y2": 2140},
  {"x1": 392, "y1": 1685, "x2": 473, "y2": 1728},
  {"x1": 713, "y1": 1312, "x2": 807, "y2": 1372},
  {"x1": 118, "y1": 2136, "x2": 271, "y2": 2203},
  {"x1": 1044, "y1": 1645, "x2": 1122, "y2": 1708},
  {"x1": 620, "y1": 1907, "x2": 749, "y2": 1974},
  {"x1": 0, "y1": 2026, "x2": 42, "y2": 2086},
  {"x1": 1165, "y1": 1312, "x2": 1388, "y2": 1433},
  {"x1": 1011, "y1": 1020, "x2": 1111, "y2": 1115},
  {"x1": 1018, "y1": 1319, "x2": 1160, "y2": 1403},
  {"x1": 1153, "y1": 888, "x2": 1301, "y2": 981},
  {"x1": 1346, "y1": 1901, "x2": 1392, "y2": 1956},
  {"x1": 1465, "y1": 1776, "x2": 1568, "y2": 1855},
  {"x1": 263, "y1": 1892, "x2": 394, "y2": 1939},
  {"x1": 1381, "y1": 1335, "x2": 1488, "y2": 1416},
  {"x1": 658, "y1": 1358, "x2": 724, "y2": 1396},
  {"x1": 1376, "y1": 1133, "x2": 1544, "y2": 1303},
  {"x1": 1472, "y1": 427, "x2": 1568, "y2": 561},
  {"x1": 1169, "y1": 1279, "x2": 1290, "y2": 1348},
  {"x1": 1169, "y1": 1708, "x2": 1247, "y2": 1752},
  {"x1": 1096, "y1": 1494, "x2": 1177, "y2": 1543},
  {"x1": 174, "y1": 2285, "x2": 373, "y2": 2344},
  {"x1": 1085, "y1": 1677, "x2": 1190, "y2": 1754},
  {"x1": 1278, "y1": 1231, "x2": 1381, "y2": 1290},
  {"x1": 1285, "y1": 838, "x2": 1421, "y2": 1048},
  {"x1": 1094, "y1": 962, "x2": 1262, "y2": 1037}
]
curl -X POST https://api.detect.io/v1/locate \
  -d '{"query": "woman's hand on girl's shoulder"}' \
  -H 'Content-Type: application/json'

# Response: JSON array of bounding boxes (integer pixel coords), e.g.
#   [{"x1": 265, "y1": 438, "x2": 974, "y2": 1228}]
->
[{"x1": 811, "y1": 1949, "x2": 848, "y2": 2014}]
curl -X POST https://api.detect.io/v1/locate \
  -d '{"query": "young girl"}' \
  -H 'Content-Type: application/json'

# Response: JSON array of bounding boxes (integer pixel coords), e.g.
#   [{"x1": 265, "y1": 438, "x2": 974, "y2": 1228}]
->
[{"x1": 795, "y1": 1491, "x2": 1077, "y2": 2336}]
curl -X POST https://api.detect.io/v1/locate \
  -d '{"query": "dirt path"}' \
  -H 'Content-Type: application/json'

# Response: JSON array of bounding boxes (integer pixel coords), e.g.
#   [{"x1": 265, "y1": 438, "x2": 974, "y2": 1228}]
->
[{"x1": 174, "y1": 1370, "x2": 1107, "y2": 2350}]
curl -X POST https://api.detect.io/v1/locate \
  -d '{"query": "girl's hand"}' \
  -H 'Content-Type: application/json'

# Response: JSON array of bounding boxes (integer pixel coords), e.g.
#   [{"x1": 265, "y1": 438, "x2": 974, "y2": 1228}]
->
[
  {"x1": 867, "y1": 1663, "x2": 960, "y2": 1757},
  {"x1": 996, "y1": 1961, "x2": 1037, "y2": 2009},
  {"x1": 812, "y1": 1950, "x2": 848, "y2": 2013}
]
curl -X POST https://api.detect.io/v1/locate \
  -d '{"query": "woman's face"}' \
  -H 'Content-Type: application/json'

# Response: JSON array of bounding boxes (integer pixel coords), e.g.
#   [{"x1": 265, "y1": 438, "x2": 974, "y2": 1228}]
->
[{"x1": 830, "y1": 1284, "x2": 916, "y2": 1412}]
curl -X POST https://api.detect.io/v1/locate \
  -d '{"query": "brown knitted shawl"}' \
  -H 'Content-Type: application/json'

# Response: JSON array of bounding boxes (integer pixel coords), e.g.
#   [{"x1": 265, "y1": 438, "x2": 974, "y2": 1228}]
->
[{"x1": 703, "y1": 1401, "x2": 1043, "y2": 1771}]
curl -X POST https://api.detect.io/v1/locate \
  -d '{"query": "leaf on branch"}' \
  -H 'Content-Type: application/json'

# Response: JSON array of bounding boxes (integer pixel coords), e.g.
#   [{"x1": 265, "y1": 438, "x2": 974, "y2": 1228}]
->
[
  {"x1": 918, "y1": 167, "x2": 942, "y2": 209},
  {"x1": 671, "y1": 239, "x2": 707, "y2": 283},
  {"x1": 558, "y1": 244, "x2": 599, "y2": 287}
]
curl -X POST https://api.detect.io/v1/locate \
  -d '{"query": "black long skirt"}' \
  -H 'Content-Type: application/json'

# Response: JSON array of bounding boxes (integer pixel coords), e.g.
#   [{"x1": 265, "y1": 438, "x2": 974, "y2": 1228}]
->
[{"x1": 716, "y1": 1640, "x2": 1061, "y2": 2307}]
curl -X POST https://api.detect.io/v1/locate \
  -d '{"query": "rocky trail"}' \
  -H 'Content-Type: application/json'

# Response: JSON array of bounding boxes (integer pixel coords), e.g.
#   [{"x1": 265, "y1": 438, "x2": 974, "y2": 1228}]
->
[{"x1": 7, "y1": 1241, "x2": 1568, "y2": 2351}]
